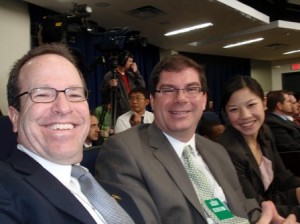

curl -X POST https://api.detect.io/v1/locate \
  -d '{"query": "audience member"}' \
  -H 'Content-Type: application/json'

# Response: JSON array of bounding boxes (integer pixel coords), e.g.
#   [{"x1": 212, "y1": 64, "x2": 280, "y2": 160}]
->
[
  {"x1": 265, "y1": 90, "x2": 300, "y2": 151},
  {"x1": 0, "y1": 43, "x2": 142, "y2": 223},
  {"x1": 205, "y1": 98, "x2": 215, "y2": 112},
  {"x1": 95, "y1": 103, "x2": 113, "y2": 139},
  {"x1": 197, "y1": 120, "x2": 225, "y2": 141},
  {"x1": 288, "y1": 92, "x2": 300, "y2": 125},
  {"x1": 101, "y1": 50, "x2": 145, "y2": 119},
  {"x1": 217, "y1": 76, "x2": 300, "y2": 220},
  {"x1": 114, "y1": 87, "x2": 154, "y2": 133},
  {"x1": 84, "y1": 111, "x2": 101, "y2": 148},
  {"x1": 294, "y1": 92, "x2": 300, "y2": 125},
  {"x1": 95, "y1": 54, "x2": 296, "y2": 223}
]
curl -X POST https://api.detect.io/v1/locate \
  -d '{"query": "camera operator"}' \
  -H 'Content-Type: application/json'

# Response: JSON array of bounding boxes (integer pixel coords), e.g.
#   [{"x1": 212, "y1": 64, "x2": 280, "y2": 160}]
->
[{"x1": 101, "y1": 50, "x2": 145, "y2": 120}]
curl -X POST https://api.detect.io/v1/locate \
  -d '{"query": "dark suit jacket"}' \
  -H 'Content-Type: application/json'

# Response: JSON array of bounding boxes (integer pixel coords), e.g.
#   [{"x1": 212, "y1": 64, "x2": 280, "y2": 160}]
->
[
  {"x1": 217, "y1": 125, "x2": 300, "y2": 220},
  {"x1": 265, "y1": 112, "x2": 300, "y2": 152},
  {"x1": 0, "y1": 148, "x2": 144, "y2": 224},
  {"x1": 95, "y1": 123, "x2": 261, "y2": 224}
]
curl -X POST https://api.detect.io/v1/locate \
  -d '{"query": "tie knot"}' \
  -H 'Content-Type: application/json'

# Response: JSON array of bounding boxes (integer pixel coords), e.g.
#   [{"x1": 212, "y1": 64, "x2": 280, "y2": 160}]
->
[
  {"x1": 182, "y1": 145, "x2": 193, "y2": 156},
  {"x1": 71, "y1": 165, "x2": 88, "y2": 179}
]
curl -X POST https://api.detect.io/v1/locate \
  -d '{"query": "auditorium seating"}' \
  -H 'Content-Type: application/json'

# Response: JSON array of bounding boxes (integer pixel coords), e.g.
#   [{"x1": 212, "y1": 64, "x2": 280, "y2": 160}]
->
[{"x1": 279, "y1": 151, "x2": 300, "y2": 177}]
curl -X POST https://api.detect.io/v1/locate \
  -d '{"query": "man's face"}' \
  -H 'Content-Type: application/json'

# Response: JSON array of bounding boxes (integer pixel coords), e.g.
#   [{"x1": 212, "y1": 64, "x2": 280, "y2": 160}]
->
[
  {"x1": 150, "y1": 68, "x2": 207, "y2": 142},
  {"x1": 289, "y1": 95, "x2": 299, "y2": 115},
  {"x1": 124, "y1": 57, "x2": 133, "y2": 70},
  {"x1": 86, "y1": 115, "x2": 100, "y2": 143},
  {"x1": 278, "y1": 93, "x2": 293, "y2": 115},
  {"x1": 129, "y1": 92, "x2": 149, "y2": 114},
  {"x1": 8, "y1": 54, "x2": 90, "y2": 165}
]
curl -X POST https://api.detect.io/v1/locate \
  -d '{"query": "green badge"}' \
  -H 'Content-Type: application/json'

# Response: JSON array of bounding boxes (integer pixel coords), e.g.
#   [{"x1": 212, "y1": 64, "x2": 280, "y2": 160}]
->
[{"x1": 205, "y1": 198, "x2": 234, "y2": 221}]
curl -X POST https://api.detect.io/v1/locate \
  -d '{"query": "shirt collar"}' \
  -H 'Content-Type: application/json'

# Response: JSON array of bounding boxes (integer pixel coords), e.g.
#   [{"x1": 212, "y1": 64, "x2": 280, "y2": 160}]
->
[
  {"x1": 84, "y1": 142, "x2": 92, "y2": 148},
  {"x1": 163, "y1": 133, "x2": 196, "y2": 158},
  {"x1": 17, "y1": 144, "x2": 72, "y2": 187}
]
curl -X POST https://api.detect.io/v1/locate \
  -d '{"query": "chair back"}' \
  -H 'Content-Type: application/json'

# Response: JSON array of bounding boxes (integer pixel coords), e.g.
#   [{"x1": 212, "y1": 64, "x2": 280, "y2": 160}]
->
[
  {"x1": 0, "y1": 116, "x2": 17, "y2": 160},
  {"x1": 81, "y1": 146, "x2": 101, "y2": 176},
  {"x1": 279, "y1": 151, "x2": 300, "y2": 176}
]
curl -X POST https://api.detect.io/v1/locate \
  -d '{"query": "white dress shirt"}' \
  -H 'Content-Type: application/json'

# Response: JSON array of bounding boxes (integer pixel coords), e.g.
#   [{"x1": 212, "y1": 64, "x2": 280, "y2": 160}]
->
[
  {"x1": 17, "y1": 144, "x2": 106, "y2": 224},
  {"x1": 114, "y1": 110, "x2": 154, "y2": 133},
  {"x1": 163, "y1": 134, "x2": 227, "y2": 224}
]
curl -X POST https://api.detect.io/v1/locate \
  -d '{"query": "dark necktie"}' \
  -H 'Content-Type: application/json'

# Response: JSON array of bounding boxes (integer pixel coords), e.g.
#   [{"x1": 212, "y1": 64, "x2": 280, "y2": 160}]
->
[
  {"x1": 141, "y1": 116, "x2": 144, "y2": 124},
  {"x1": 71, "y1": 165, "x2": 134, "y2": 224}
]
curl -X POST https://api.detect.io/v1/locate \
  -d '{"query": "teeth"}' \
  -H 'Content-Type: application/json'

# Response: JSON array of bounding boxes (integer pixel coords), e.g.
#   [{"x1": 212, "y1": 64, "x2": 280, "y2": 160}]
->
[
  {"x1": 240, "y1": 121, "x2": 254, "y2": 127},
  {"x1": 172, "y1": 111, "x2": 187, "y2": 114},
  {"x1": 50, "y1": 124, "x2": 74, "y2": 130}
]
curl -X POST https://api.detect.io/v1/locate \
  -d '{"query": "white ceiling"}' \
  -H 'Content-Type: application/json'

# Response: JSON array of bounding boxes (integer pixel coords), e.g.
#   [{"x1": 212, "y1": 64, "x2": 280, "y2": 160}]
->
[{"x1": 23, "y1": 0, "x2": 300, "y2": 62}]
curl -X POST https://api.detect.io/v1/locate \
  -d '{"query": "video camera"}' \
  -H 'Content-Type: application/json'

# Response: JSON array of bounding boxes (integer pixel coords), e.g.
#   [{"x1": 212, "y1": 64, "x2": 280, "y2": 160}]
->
[{"x1": 40, "y1": 3, "x2": 98, "y2": 43}]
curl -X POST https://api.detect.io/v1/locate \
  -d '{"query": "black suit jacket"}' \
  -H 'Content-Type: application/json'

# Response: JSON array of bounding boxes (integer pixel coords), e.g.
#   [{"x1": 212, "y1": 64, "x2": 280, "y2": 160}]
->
[
  {"x1": 265, "y1": 112, "x2": 300, "y2": 152},
  {"x1": 0, "y1": 148, "x2": 144, "y2": 224},
  {"x1": 217, "y1": 125, "x2": 300, "y2": 220}
]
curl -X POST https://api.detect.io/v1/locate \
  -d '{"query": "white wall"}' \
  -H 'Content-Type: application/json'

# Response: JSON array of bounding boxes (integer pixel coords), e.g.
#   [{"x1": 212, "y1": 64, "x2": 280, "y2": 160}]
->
[
  {"x1": 0, "y1": 0, "x2": 30, "y2": 115},
  {"x1": 250, "y1": 58, "x2": 300, "y2": 93},
  {"x1": 251, "y1": 60, "x2": 272, "y2": 93}
]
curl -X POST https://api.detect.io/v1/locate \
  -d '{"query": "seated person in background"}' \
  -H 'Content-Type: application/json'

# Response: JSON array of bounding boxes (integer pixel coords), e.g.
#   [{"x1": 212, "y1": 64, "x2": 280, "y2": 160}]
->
[
  {"x1": 114, "y1": 87, "x2": 154, "y2": 133},
  {"x1": 287, "y1": 92, "x2": 300, "y2": 125},
  {"x1": 265, "y1": 90, "x2": 300, "y2": 152},
  {"x1": 95, "y1": 54, "x2": 297, "y2": 223},
  {"x1": 197, "y1": 120, "x2": 225, "y2": 141},
  {"x1": 84, "y1": 111, "x2": 101, "y2": 148},
  {"x1": 217, "y1": 76, "x2": 300, "y2": 221},
  {"x1": 293, "y1": 92, "x2": 300, "y2": 126},
  {"x1": 205, "y1": 97, "x2": 215, "y2": 112},
  {"x1": 95, "y1": 102, "x2": 113, "y2": 139},
  {"x1": 0, "y1": 43, "x2": 141, "y2": 223}
]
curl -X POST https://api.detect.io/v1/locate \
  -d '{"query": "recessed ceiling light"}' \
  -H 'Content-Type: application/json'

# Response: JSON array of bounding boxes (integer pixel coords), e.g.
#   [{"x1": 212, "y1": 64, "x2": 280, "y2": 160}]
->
[
  {"x1": 223, "y1": 38, "x2": 264, "y2": 48},
  {"x1": 283, "y1": 49, "x2": 300, "y2": 55},
  {"x1": 164, "y1": 23, "x2": 213, "y2": 36}
]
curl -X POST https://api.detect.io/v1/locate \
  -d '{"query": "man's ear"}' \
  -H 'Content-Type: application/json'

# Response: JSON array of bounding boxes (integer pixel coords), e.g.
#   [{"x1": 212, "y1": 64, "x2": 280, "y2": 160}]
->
[
  {"x1": 150, "y1": 94, "x2": 155, "y2": 111},
  {"x1": 145, "y1": 99, "x2": 150, "y2": 106},
  {"x1": 263, "y1": 97, "x2": 267, "y2": 111},
  {"x1": 276, "y1": 101, "x2": 283, "y2": 110},
  {"x1": 8, "y1": 106, "x2": 19, "y2": 133},
  {"x1": 202, "y1": 92, "x2": 208, "y2": 112}
]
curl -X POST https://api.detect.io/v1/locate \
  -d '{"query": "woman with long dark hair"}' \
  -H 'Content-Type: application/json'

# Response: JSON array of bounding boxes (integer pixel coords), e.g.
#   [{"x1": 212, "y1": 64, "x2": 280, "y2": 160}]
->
[{"x1": 217, "y1": 76, "x2": 300, "y2": 220}]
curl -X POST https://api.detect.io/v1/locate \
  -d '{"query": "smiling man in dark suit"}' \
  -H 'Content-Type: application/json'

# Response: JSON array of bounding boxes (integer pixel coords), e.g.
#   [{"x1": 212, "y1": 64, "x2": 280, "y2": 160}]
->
[
  {"x1": 95, "y1": 54, "x2": 296, "y2": 223},
  {"x1": 0, "y1": 43, "x2": 143, "y2": 224}
]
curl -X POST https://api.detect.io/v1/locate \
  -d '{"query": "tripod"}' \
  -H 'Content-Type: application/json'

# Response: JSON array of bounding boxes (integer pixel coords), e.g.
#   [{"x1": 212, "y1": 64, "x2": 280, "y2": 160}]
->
[{"x1": 110, "y1": 65, "x2": 118, "y2": 130}]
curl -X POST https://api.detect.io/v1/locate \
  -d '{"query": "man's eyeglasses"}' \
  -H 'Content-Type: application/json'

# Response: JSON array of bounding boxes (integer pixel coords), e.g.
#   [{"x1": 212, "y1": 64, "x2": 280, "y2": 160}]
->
[
  {"x1": 155, "y1": 86, "x2": 205, "y2": 98},
  {"x1": 15, "y1": 87, "x2": 88, "y2": 103}
]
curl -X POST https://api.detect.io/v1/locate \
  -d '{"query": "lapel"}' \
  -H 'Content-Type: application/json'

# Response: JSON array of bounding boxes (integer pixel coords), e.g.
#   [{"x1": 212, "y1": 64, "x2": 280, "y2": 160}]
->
[
  {"x1": 7, "y1": 149, "x2": 96, "y2": 224},
  {"x1": 193, "y1": 137, "x2": 228, "y2": 193},
  {"x1": 195, "y1": 135, "x2": 250, "y2": 216},
  {"x1": 147, "y1": 124, "x2": 207, "y2": 219},
  {"x1": 228, "y1": 127, "x2": 265, "y2": 189}
]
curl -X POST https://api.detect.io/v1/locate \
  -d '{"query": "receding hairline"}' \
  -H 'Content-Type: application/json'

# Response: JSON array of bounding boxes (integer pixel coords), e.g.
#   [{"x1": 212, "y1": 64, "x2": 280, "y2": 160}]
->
[{"x1": 18, "y1": 53, "x2": 84, "y2": 82}]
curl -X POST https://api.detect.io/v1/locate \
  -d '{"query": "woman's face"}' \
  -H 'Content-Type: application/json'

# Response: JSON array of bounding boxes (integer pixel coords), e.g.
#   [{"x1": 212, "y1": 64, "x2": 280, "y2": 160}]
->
[{"x1": 225, "y1": 87, "x2": 266, "y2": 139}]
